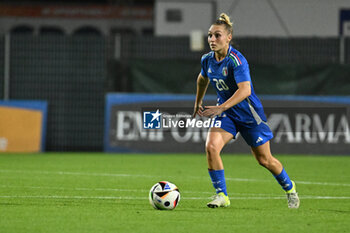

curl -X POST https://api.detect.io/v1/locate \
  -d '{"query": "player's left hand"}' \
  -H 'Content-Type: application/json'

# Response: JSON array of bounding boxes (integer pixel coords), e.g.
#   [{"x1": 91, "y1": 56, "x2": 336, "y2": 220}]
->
[{"x1": 202, "y1": 106, "x2": 225, "y2": 118}]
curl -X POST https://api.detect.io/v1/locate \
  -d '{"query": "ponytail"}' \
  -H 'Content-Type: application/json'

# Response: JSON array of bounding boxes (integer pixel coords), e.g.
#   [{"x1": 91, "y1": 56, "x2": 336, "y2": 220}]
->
[{"x1": 214, "y1": 13, "x2": 233, "y2": 35}]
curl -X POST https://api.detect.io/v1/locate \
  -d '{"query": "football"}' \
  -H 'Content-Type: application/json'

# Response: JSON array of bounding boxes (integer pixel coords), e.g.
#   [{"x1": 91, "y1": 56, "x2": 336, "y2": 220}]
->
[{"x1": 149, "y1": 181, "x2": 180, "y2": 210}]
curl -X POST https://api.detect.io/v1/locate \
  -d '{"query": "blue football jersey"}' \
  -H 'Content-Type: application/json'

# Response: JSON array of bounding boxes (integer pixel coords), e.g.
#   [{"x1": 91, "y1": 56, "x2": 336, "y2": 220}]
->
[{"x1": 200, "y1": 45, "x2": 267, "y2": 125}]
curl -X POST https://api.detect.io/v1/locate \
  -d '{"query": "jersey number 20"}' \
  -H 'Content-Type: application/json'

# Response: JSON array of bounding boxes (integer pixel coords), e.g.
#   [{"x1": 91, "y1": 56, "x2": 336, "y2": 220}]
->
[{"x1": 213, "y1": 78, "x2": 229, "y2": 91}]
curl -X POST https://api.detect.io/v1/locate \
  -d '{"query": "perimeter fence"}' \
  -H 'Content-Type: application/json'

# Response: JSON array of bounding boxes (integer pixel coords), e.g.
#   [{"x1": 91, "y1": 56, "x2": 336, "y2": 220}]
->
[{"x1": 1, "y1": 34, "x2": 349, "y2": 151}]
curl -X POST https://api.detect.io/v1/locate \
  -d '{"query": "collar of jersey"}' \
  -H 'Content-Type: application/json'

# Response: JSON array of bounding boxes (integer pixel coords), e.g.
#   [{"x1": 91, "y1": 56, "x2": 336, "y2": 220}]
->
[{"x1": 211, "y1": 45, "x2": 233, "y2": 63}]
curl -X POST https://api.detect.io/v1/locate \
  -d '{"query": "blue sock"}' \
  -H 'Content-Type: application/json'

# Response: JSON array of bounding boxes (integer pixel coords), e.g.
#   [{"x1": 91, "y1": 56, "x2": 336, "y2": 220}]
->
[
  {"x1": 208, "y1": 169, "x2": 228, "y2": 196},
  {"x1": 274, "y1": 168, "x2": 293, "y2": 192}
]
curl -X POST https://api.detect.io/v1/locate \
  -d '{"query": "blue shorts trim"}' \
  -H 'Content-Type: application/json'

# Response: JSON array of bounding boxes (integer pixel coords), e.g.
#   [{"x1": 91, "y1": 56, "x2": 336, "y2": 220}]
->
[{"x1": 213, "y1": 115, "x2": 273, "y2": 147}]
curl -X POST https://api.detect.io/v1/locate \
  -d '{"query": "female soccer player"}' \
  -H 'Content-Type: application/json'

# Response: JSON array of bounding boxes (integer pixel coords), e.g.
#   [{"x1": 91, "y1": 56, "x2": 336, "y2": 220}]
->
[{"x1": 193, "y1": 13, "x2": 300, "y2": 209}]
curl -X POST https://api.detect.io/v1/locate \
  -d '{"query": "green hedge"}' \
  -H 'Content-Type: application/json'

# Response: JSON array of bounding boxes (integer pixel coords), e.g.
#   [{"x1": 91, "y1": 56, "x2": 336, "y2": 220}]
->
[{"x1": 128, "y1": 59, "x2": 350, "y2": 95}]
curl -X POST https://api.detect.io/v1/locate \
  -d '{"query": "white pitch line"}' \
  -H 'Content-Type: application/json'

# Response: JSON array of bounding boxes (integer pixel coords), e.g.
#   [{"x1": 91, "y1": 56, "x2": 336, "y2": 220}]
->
[
  {"x1": 0, "y1": 195, "x2": 349, "y2": 200},
  {"x1": 0, "y1": 185, "x2": 283, "y2": 196},
  {"x1": 2, "y1": 185, "x2": 350, "y2": 200},
  {"x1": 185, "y1": 196, "x2": 350, "y2": 200},
  {"x1": 0, "y1": 195, "x2": 146, "y2": 200},
  {"x1": 0, "y1": 169, "x2": 349, "y2": 187},
  {"x1": 294, "y1": 181, "x2": 350, "y2": 187},
  {"x1": 0, "y1": 185, "x2": 148, "y2": 193},
  {"x1": 0, "y1": 169, "x2": 151, "y2": 178},
  {"x1": 226, "y1": 178, "x2": 350, "y2": 187}
]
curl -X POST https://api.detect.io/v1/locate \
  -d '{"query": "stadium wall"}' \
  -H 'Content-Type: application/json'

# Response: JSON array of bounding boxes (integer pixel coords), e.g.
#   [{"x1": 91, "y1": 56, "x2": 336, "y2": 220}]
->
[
  {"x1": 156, "y1": 0, "x2": 350, "y2": 37},
  {"x1": 0, "y1": 4, "x2": 153, "y2": 36}
]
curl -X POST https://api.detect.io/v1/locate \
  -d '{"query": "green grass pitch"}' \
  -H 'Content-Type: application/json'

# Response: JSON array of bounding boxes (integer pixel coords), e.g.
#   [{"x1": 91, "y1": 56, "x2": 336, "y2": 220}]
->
[{"x1": 0, "y1": 153, "x2": 349, "y2": 233}]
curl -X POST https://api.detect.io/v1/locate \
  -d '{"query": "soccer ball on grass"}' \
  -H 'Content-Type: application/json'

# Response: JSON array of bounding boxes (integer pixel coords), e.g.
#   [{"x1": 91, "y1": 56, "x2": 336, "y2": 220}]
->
[{"x1": 149, "y1": 181, "x2": 180, "y2": 210}]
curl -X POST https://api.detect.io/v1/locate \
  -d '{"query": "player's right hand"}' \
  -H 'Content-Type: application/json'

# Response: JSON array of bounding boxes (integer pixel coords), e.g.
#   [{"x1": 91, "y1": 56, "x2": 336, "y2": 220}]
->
[{"x1": 193, "y1": 105, "x2": 204, "y2": 118}]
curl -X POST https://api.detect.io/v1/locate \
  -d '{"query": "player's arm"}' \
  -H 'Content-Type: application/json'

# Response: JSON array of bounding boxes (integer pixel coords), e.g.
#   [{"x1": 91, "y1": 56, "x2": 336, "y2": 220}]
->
[
  {"x1": 193, "y1": 73, "x2": 210, "y2": 117},
  {"x1": 202, "y1": 81, "x2": 251, "y2": 117},
  {"x1": 220, "y1": 81, "x2": 251, "y2": 110}
]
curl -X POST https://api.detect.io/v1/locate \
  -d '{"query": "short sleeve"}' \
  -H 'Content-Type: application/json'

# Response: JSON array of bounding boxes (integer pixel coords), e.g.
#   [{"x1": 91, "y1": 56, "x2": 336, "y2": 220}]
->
[
  {"x1": 232, "y1": 54, "x2": 251, "y2": 83},
  {"x1": 200, "y1": 54, "x2": 209, "y2": 77}
]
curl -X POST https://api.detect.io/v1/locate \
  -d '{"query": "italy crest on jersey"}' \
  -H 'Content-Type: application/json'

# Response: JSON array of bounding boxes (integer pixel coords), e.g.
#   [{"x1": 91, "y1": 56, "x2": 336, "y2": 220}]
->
[{"x1": 222, "y1": 66, "x2": 228, "y2": 76}]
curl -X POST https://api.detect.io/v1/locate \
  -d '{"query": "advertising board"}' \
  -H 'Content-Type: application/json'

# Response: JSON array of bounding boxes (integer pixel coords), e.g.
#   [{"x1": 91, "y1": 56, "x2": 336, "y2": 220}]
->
[{"x1": 104, "y1": 94, "x2": 350, "y2": 155}]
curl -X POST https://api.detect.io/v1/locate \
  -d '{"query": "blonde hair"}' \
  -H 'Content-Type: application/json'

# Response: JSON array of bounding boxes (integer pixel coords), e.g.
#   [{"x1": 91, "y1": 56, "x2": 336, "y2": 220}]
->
[{"x1": 214, "y1": 13, "x2": 233, "y2": 35}]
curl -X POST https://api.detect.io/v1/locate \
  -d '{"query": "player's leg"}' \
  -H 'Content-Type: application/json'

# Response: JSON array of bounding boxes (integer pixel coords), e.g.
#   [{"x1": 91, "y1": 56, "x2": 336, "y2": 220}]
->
[
  {"x1": 239, "y1": 122, "x2": 300, "y2": 208},
  {"x1": 205, "y1": 127, "x2": 233, "y2": 208},
  {"x1": 251, "y1": 141, "x2": 282, "y2": 175},
  {"x1": 251, "y1": 141, "x2": 300, "y2": 208},
  {"x1": 206, "y1": 127, "x2": 233, "y2": 170}
]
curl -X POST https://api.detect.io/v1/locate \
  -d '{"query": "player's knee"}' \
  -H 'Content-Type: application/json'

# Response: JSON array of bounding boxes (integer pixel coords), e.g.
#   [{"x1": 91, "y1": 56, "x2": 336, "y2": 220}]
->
[
  {"x1": 256, "y1": 156, "x2": 272, "y2": 168},
  {"x1": 205, "y1": 142, "x2": 220, "y2": 156}
]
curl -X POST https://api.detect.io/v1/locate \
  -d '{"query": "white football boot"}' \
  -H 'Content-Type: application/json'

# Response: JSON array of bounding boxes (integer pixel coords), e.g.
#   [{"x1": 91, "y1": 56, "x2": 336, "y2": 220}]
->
[
  {"x1": 286, "y1": 181, "x2": 300, "y2": 209},
  {"x1": 207, "y1": 192, "x2": 230, "y2": 208}
]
